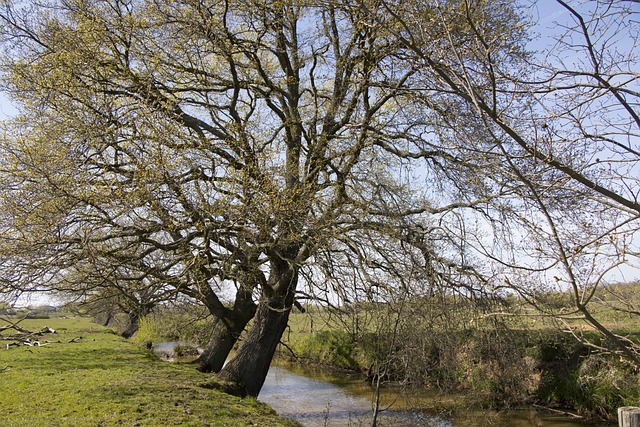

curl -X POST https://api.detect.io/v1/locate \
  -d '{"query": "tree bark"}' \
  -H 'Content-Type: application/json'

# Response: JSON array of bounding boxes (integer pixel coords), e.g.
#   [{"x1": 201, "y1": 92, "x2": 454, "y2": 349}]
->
[
  {"x1": 121, "y1": 313, "x2": 140, "y2": 339},
  {"x1": 217, "y1": 264, "x2": 297, "y2": 397},
  {"x1": 196, "y1": 291, "x2": 257, "y2": 373}
]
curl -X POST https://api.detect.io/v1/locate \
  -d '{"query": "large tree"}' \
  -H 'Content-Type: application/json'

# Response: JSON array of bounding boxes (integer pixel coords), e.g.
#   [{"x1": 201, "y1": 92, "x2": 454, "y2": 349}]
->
[
  {"x1": 5, "y1": 0, "x2": 631, "y2": 398},
  {"x1": 0, "y1": 0, "x2": 513, "y2": 396}
]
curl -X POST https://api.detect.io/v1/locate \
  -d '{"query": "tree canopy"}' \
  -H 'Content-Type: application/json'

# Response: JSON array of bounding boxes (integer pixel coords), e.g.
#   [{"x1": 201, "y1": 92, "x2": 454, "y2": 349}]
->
[{"x1": 0, "y1": 0, "x2": 638, "y2": 394}]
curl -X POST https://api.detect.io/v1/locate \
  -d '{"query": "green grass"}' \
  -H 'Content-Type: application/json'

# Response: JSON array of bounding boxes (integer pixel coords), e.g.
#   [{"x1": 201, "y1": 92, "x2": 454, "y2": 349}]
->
[{"x1": 0, "y1": 316, "x2": 300, "y2": 427}]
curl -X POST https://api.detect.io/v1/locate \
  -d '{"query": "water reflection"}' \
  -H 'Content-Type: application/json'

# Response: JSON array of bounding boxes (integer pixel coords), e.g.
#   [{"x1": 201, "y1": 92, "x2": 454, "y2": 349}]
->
[
  {"x1": 153, "y1": 341, "x2": 201, "y2": 363},
  {"x1": 260, "y1": 366, "x2": 451, "y2": 427}
]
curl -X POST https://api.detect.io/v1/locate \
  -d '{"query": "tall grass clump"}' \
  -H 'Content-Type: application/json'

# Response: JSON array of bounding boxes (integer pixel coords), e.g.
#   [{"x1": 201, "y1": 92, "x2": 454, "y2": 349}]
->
[{"x1": 575, "y1": 355, "x2": 640, "y2": 420}]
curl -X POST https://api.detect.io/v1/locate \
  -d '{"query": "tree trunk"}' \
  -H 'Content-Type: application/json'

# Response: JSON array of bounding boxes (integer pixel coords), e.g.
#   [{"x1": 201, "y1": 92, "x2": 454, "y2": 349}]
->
[
  {"x1": 217, "y1": 265, "x2": 297, "y2": 397},
  {"x1": 195, "y1": 294, "x2": 257, "y2": 373},
  {"x1": 100, "y1": 310, "x2": 113, "y2": 327},
  {"x1": 121, "y1": 313, "x2": 140, "y2": 339},
  {"x1": 196, "y1": 318, "x2": 243, "y2": 372},
  {"x1": 121, "y1": 304, "x2": 154, "y2": 339}
]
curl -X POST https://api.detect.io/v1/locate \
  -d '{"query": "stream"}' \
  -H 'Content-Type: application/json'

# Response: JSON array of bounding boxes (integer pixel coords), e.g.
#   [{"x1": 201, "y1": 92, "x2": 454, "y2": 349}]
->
[
  {"x1": 259, "y1": 366, "x2": 449, "y2": 427},
  {"x1": 258, "y1": 364, "x2": 612, "y2": 427},
  {"x1": 153, "y1": 343, "x2": 611, "y2": 427}
]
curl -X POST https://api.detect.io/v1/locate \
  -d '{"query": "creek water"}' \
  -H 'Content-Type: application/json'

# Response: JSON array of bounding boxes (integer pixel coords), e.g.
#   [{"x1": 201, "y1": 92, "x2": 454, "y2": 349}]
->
[
  {"x1": 153, "y1": 341, "x2": 202, "y2": 362},
  {"x1": 258, "y1": 364, "x2": 612, "y2": 427},
  {"x1": 153, "y1": 343, "x2": 610, "y2": 427},
  {"x1": 259, "y1": 366, "x2": 450, "y2": 427}
]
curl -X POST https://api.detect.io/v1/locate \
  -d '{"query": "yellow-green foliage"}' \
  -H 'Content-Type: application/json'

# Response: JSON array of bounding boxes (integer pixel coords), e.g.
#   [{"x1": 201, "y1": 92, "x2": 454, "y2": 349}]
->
[
  {"x1": 131, "y1": 315, "x2": 163, "y2": 344},
  {"x1": 0, "y1": 316, "x2": 300, "y2": 426},
  {"x1": 131, "y1": 310, "x2": 213, "y2": 346}
]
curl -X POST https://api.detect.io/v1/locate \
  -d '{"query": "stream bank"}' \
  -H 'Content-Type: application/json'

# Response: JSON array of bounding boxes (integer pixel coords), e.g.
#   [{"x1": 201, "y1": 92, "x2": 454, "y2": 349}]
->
[
  {"x1": 151, "y1": 341, "x2": 614, "y2": 426},
  {"x1": 258, "y1": 363, "x2": 611, "y2": 427}
]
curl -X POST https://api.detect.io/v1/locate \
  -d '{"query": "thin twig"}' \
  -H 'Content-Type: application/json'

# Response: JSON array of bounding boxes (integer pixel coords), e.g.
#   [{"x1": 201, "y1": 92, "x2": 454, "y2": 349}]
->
[{"x1": 532, "y1": 404, "x2": 583, "y2": 419}]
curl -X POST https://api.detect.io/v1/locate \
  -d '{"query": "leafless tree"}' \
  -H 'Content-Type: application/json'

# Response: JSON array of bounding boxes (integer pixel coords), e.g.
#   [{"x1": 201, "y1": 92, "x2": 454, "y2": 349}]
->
[{"x1": 369, "y1": 0, "x2": 640, "y2": 364}]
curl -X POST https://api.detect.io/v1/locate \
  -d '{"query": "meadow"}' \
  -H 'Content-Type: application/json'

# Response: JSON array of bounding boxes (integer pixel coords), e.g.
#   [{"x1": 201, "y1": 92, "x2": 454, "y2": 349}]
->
[{"x1": 0, "y1": 315, "x2": 300, "y2": 427}]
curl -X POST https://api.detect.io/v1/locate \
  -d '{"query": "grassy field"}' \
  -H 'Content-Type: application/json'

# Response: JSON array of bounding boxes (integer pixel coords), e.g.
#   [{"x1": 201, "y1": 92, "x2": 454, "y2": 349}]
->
[{"x1": 0, "y1": 315, "x2": 300, "y2": 427}]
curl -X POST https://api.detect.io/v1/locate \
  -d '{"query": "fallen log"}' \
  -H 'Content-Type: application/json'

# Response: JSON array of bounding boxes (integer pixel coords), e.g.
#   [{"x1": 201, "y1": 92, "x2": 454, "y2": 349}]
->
[
  {"x1": 532, "y1": 404, "x2": 583, "y2": 419},
  {"x1": 0, "y1": 319, "x2": 57, "y2": 346}
]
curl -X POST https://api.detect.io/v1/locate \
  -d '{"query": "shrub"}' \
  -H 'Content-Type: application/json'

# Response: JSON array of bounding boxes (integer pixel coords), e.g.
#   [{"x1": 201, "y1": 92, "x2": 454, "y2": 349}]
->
[
  {"x1": 132, "y1": 315, "x2": 163, "y2": 344},
  {"x1": 280, "y1": 310, "x2": 640, "y2": 421},
  {"x1": 285, "y1": 330, "x2": 361, "y2": 370},
  {"x1": 131, "y1": 309, "x2": 213, "y2": 346}
]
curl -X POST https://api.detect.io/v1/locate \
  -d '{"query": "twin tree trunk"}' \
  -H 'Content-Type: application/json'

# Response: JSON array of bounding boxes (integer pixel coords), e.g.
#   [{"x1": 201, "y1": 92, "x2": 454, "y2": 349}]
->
[
  {"x1": 196, "y1": 300, "x2": 257, "y2": 373},
  {"x1": 196, "y1": 285, "x2": 258, "y2": 373},
  {"x1": 217, "y1": 261, "x2": 298, "y2": 397}
]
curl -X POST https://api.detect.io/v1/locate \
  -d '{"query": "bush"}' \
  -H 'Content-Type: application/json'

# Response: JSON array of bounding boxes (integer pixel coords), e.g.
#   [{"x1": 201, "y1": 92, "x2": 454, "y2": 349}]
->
[
  {"x1": 280, "y1": 310, "x2": 640, "y2": 421},
  {"x1": 131, "y1": 309, "x2": 213, "y2": 346},
  {"x1": 284, "y1": 330, "x2": 361, "y2": 370},
  {"x1": 132, "y1": 315, "x2": 163, "y2": 344}
]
